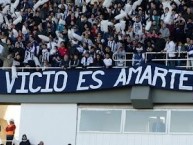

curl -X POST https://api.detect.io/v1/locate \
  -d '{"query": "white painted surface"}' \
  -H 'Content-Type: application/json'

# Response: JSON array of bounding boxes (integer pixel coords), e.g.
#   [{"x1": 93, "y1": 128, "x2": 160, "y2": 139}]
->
[
  {"x1": 77, "y1": 107, "x2": 193, "y2": 145},
  {"x1": 76, "y1": 133, "x2": 193, "y2": 145},
  {"x1": 19, "y1": 104, "x2": 77, "y2": 145}
]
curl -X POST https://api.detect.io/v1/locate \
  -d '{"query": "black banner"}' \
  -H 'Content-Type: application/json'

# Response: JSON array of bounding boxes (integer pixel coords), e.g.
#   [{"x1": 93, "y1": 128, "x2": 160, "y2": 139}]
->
[{"x1": 1, "y1": 64, "x2": 193, "y2": 94}]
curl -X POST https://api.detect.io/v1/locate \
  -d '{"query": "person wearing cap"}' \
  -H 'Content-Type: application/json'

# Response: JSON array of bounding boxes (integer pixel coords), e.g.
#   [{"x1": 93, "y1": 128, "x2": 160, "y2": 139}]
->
[{"x1": 5, "y1": 119, "x2": 16, "y2": 145}]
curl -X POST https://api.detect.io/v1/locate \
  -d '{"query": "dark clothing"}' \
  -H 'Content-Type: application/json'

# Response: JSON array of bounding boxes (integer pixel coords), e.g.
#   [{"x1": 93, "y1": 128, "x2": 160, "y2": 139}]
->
[
  {"x1": 70, "y1": 59, "x2": 80, "y2": 68},
  {"x1": 19, "y1": 2, "x2": 30, "y2": 11},
  {"x1": 60, "y1": 60, "x2": 70, "y2": 69},
  {"x1": 0, "y1": 59, "x2": 3, "y2": 67},
  {"x1": 155, "y1": 38, "x2": 166, "y2": 65},
  {"x1": 93, "y1": 58, "x2": 104, "y2": 67},
  {"x1": 155, "y1": 38, "x2": 166, "y2": 52},
  {"x1": 19, "y1": 140, "x2": 31, "y2": 145},
  {"x1": 12, "y1": 47, "x2": 25, "y2": 62},
  {"x1": 146, "y1": 51, "x2": 155, "y2": 63},
  {"x1": 186, "y1": 22, "x2": 193, "y2": 38},
  {"x1": 33, "y1": 16, "x2": 42, "y2": 26},
  {"x1": 6, "y1": 135, "x2": 14, "y2": 145},
  {"x1": 39, "y1": 7, "x2": 49, "y2": 20}
]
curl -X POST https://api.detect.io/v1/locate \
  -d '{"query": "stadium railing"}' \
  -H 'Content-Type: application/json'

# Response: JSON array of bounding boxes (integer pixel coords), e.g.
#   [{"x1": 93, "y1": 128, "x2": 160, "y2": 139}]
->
[
  {"x1": 113, "y1": 51, "x2": 193, "y2": 68},
  {"x1": 0, "y1": 51, "x2": 191, "y2": 71}
]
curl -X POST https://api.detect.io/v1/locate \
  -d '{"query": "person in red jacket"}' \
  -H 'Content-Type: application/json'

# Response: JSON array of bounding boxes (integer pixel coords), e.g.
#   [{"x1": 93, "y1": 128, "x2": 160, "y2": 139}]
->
[
  {"x1": 5, "y1": 119, "x2": 16, "y2": 145},
  {"x1": 58, "y1": 42, "x2": 69, "y2": 58}
]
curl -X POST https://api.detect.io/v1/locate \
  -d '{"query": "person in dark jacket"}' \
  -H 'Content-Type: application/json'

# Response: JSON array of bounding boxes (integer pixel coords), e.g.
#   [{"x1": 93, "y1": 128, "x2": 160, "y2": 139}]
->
[
  {"x1": 60, "y1": 54, "x2": 71, "y2": 69},
  {"x1": 93, "y1": 54, "x2": 104, "y2": 67},
  {"x1": 12, "y1": 42, "x2": 25, "y2": 63},
  {"x1": 154, "y1": 33, "x2": 166, "y2": 65},
  {"x1": 70, "y1": 54, "x2": 80, "y2": 68},
  {"x1": 19, "y1": 134, "x2": 31, "y2": 145}
]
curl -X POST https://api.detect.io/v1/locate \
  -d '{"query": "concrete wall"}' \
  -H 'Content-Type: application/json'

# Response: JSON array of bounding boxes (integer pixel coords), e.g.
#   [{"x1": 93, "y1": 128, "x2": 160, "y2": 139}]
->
[
  {"x1": 0, "y1": 106, "x2": 8, "y2": 119},
  {"x1": 76, "y1": 105, "x2": 193, "y2": 145},
  {"x1": 19, "y1": 104, "x2": 77, "y2": 145},
  {"x1": 0, "y1": 105, "x2": 21, "y2": 142},
  {"x1": 0, "y1": 88, "x2": 131, "y2": 104},
  {"x1": 77, "y1": 133, "x2": 193, "y2": 145},
  {"x1": 0, "y1": 86, "x2": 193, "y2": 109}
]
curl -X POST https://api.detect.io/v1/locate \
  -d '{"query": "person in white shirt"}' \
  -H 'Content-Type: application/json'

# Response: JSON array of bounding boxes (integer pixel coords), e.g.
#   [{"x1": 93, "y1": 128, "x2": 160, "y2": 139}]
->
[
  {"x1": 161, "y1": 7, "x2": 172, "y2": 25},
  {"x1": 103, "y1": 53, "x2": 113, "y2": 68},
  {"x1": 107, "y1": 36, "x2": 117, "y2": 53},
  {"x1": 40, "y1": 44, "x2": 50, "y2": 66},
  {"x1": 164, "y1": 37, "x2": 176, "y2": 66},
  {"x1": 81, "y1": 52, "x2": 93, "y2": 68},
  {"x1": 47, "y1": 36, "x2": 57, "y2": 52},
  {"x1": 114, "y1": 46, "x2": 126, "y2": 67},
  {"x1": 83, "y1": 33, "x2": 94, "y2": 46},
  {"x1": 133, "y1": 16, "x2": 143, "y2": 37}
]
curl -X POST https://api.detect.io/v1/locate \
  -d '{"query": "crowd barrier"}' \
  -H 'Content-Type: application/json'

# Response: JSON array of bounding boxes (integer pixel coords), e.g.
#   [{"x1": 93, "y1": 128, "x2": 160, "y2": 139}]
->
[
  {"x1": 113, "y1": 51, "x2": 193, "y2": 68},
  {"x1": 0, "y1": 51, "x2": 192, "y2": 71}
]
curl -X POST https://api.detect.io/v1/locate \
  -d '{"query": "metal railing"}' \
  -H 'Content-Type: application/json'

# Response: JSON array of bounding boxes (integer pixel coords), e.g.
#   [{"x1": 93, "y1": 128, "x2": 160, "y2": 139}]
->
[
  {"x1": 0, "y1": 66, "x2": 128, "y2": 71},
  {"x1": 113, "y1": 51, "x2": 193, "y2": 68},
  {"x1": 0, "y1": 51, "x2": 191, "y2": 71}
]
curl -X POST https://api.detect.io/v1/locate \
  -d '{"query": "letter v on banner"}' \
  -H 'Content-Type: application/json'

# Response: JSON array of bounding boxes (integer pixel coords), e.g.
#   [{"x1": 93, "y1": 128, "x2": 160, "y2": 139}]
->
[{"x1": 6, "y1": 72, "x2": 16, "y2": 93}]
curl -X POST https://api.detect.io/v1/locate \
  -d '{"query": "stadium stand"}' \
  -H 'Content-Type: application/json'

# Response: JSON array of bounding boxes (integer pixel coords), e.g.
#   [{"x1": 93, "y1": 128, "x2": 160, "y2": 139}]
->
[
  {"x1": 0, "y1": 0, "x2": 192, "y2": 70},
  {"x1": 1, "y1": 1, "x2": 193, "y2": 145}
]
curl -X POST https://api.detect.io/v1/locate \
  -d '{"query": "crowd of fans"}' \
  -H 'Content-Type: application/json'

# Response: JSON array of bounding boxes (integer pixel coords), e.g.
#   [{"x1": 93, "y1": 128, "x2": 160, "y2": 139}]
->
[{"x1": 0, "y1": 0, "x2": 192, "y2": 70}]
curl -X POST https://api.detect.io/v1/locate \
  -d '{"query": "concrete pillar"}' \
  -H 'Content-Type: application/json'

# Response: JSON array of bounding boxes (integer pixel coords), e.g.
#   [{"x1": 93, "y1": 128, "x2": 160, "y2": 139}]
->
[{"x1": 130, "y1": 86, "x2": 153, "y2": 109}]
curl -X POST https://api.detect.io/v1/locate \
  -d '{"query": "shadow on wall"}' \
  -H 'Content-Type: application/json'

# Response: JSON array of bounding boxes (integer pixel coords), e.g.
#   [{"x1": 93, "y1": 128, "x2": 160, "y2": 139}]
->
[
  {"x1": 0, "y1": 105, "x2": 8, "y2": 141},
  {"x1": 0, "y1": 105, "x2": 21, "y2": 142},
  {"x1": 0, "y1": 119, "x2": 8, "y2": 141}
]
